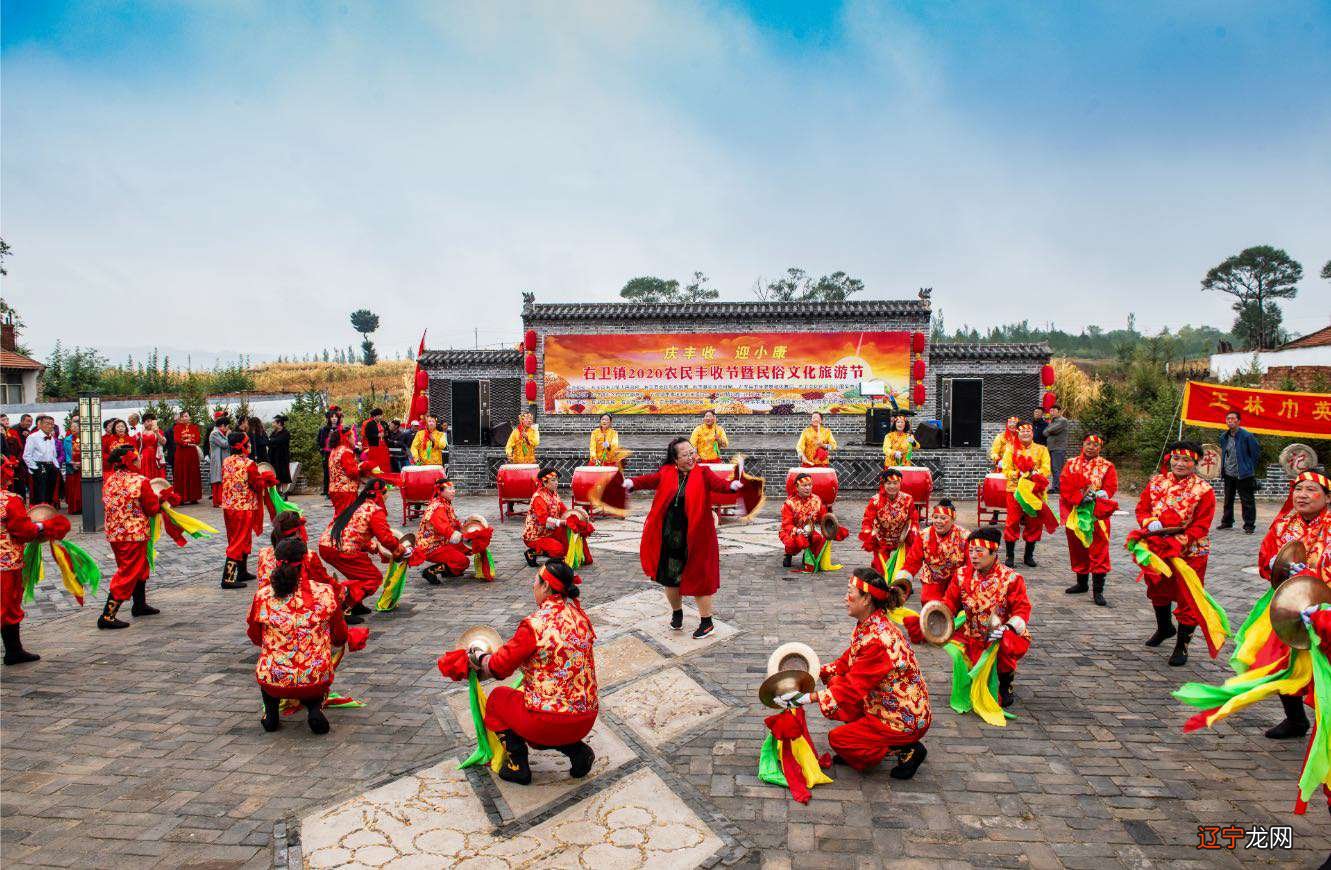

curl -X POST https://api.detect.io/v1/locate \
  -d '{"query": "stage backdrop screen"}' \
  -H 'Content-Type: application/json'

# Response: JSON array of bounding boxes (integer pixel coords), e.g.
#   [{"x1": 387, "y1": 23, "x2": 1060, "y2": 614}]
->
[{"x1": 543, "y1": 331, "x2": 911, "y2": 415}]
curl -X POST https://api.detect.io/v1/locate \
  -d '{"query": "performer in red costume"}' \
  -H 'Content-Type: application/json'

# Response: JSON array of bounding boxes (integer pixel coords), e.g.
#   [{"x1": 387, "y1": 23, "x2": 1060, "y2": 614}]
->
[
  {"x1": 318, "y1": 478, "x2": 409, "y2": 623},
  {"x1": 2, "y1": 457, "x2": 65, "y2": 665},
  {"x1": 1000, "y1": 422, "x2": 1053, "y2": 569},
  {"x1": 98, "y1": 445, "x2": 178, "y2": 630},
  {"x1": 940, "y1": 527, "x2": 1032, "y2": 708},
  {"x1": 626, "y1": 437, "x2": 743, "y2": 639},
  {"x1": 522, "y1": 467, "x2": 595, "y2": 567},
  {"x1": 786, "y1": 569, "x2": 930, "y2": 777},
  {"x1": 448, "y1": 560, "x2": 597, "y2": 785},
  {"x1": 1134, "y1": 441, "x2": 1216, "y2": 666},
  {"x1": 1059, "y1": 433, "x2": 1119, "y2": 606},
  {"x1": 326, "y1": 427, "x2": 367, "y2": 518},
  {"x1": 416, "y1": 477, "x2": 471, "y2": 582},
  {"x1": 859, "y1": 468, "x2": 919, "y2": 577},
  {"x1": 361, "y1": 408, "x2": 392, "y2": 475},
  {"x1": 247, "y1": 536, "x2": 347, "y2": 735},
  {"x1": 902, "y1": 500, "x2": 968, "y2": 604},
  {"x1": 220, "y1": 432, "x2": 277, "y2": 589},
  {"x1": 169, "y1": 410, "x2": 203, "y2": 504},
  {"x1": 137, "y1": 414, "x2": 165, "y2": 480},
  {"x1": 779, "y1": 471, "x2": 835, "y2": 569}
]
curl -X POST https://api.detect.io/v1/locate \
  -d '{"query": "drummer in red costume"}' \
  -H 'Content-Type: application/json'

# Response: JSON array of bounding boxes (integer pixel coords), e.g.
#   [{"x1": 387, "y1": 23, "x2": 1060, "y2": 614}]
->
[
  {"x1": 902, "y1": 500, "x2": 968, "y2": 604},
  {"x1": 98, "y1": 444, "x2": 179, "y2": 630},
  {"x1": 416, "y1": 477, "x2": 472, "y2": 582},
  {"x1": 326, "y1": 427, "x2": 368, "y2": 518},
  {"x1": 625, "y1": 437, "x2": 744, "y2": 639},
  {"x1": 220, "y1": 432, "x2": 277, "y2": 590},
  {"x1": 784, "y1": 569, "x2": 930, "y2": 778},
  {"x1": 1253, "y1": 469, "x2": 1331, "y2": 740},
  {"x1": 1000, "y1": 421, "x2": 1053, "y2": 569},
  {"x1": 522, "y1": 467, "x2": 593, "y2": 568},
  {"x1": 444, "y1": 560, "x2": 598, "y2": 785},
  {"x1": 318, "y1": 478, "x2": 411, "y2": 623},
  {"x1": 1134, "y1": 441, "x2": 1216, "y2": 667},
  {"x1": 1060, "y1": 434, "x2": 1118, "y2": 606},
  {"x1": 860, "y1": 468, "x2": 919, "y2": 577},
  {"x1": 941, "y1": 527, "x2": 1031, "y2": 708},
  {"x1": 779, "y1": 471, "x2": 834, "y2": 569},
  {"x1": 2, "y1": 457, "x2": 63, "y2": 665}
]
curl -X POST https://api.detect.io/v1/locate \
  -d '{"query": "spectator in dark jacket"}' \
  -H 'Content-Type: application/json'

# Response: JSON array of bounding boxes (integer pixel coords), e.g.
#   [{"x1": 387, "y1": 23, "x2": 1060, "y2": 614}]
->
[
  {"x1": 1044, "y1": 405, "x2": 1070, "y2": 490},
  {"x1": 1218, "y1": 410, "x2": 1260, "y2": 533},
  {"x1": 1032, "y1": 408, "x2": 1048, "y2": 445}
]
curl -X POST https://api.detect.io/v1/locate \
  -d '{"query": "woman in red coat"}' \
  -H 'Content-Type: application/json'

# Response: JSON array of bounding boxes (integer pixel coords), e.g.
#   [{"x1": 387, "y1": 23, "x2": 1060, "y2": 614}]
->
[
  {"x1": 247, "y1": 536, "x2": 348, "y2": 735},
  {"x1": 137, "y1": 414, "x2": 166, "y2": 480},
  {"x1": 625, "y1": 437, "x2": 742, "y2": 639},
  {"x1": 169, "y1": 411, "x2": 203, "y2": 504}
]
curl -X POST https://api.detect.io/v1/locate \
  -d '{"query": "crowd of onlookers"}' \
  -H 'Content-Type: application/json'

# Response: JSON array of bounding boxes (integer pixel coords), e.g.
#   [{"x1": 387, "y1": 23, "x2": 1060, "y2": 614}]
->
[{"x1": 314, "y1": 406, "x2": 449, "y2": 494}]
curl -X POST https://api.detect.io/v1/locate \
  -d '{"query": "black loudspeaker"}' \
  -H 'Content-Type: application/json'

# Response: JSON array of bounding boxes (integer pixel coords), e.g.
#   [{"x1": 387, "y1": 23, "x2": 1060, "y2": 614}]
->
[
  {"x1": 914, "y1": 421, "x2": 942, "y2": 450},
  {"x1": 865, "y1": 408, "x2": 894, "y2": 444}
]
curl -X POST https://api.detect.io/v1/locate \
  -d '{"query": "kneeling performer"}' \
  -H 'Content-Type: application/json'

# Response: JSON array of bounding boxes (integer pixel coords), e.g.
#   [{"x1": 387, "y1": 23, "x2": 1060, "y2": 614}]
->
[{"x1": 942, "y1": 527, "x2": 1032, "y2": 708}]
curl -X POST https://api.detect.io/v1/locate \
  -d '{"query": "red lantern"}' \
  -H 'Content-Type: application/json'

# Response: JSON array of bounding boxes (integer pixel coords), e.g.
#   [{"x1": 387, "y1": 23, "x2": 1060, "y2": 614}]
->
[
  {"x1": 1041, "y1": 391, "x2": 1056, "y2": 411},
  {"x1": 414, "y1": 369, "x2": 428, "y2": 390},
  {"x1": 524, "y1": 330, "x2": 538, "y2": 352},
  {"x1": 911, "y1": 332, "x2": 926, "y2": 354},
  {"x1": 912, "y1": 383, "x2": 926, "y2": 406},
  {"x1": 911, "y1": 359, "x2": 926, "y2": 381},
  {"x1": 525, "y1": 380, "x2": 538, "y2": 402},
  {"x1": 1041, "y1": 364, "x2": 1055, "y2": 388},
  {"x1": 524, "y1": 353, "x2": 538, "y2": 375}
]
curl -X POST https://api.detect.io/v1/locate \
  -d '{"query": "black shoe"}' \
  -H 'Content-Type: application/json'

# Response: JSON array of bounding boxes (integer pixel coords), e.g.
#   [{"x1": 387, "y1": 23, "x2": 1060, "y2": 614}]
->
[
  {"x1": 220, "y1": 558, "x2": 246, "y2": 590},
  {"x1": 1092, "y1": 574, "x2": 1108, "y2": 607},
  {"x1": 1244, "y1": 527, "x2": 1255, "y2": 535},
  {"x1": 344, "y1": 611, "x2": 365, "y2": 625},
  {"x1": 497, "y1": 731, "x2": 532, "y2": 785},
  {"x1": 240, "y1": 555, "x2": 256, "y2": 582},
  {"x1": 1, "y1": 624, "x2": 40, "y2": 666},
  {"x1": 1065, "y1": 574, "x2": 1089, "y2": 594},
  {"x1": 97, "y1": 597, "x2": 129, "y2": 630},
  {"x1": 1022, "y1": 542, "x2": 1038, "y2": 568},
  {"x1": 997, "y1": 672, "x2": 1016, "y2": 708},
  {"x1": 261, "y1": 693, "x2": 281, "y2": 732},
  {"x1": 889, "y1": 743, "x2": 927, "y2": 780},
  {"x1": 1265, "y1": 694, "x2": 1310, "y2": 739},
  {"x1": 524, "y1": 548, "x2": 539, "y2": 568},
  {"x1": 306, "y1": 703, "x2": 330, "y2": 735},
  {"x1": 130, "y1": 581, "x2": 160, "y2": 616},
  {"x1": 670, "y1": 609, "x2": 684, "y2": 631},
  {"x1": 350, "y1": 601, "x2": 371, "y2": 616},
  {"x1": 782, "y1": 553, "x2": 793, "y2": 568},
  {"x1": 1144, "y1": 606, "x2": 1176, "y2": 647},
  {"x1": 423, "y1": 565, "x2": 443, "y2": 586},
  {"x1": 559, "y1": 741, "x2": 596, "y2": 778},
  {"x1": 1168, "y1": 625, "x2": 1194, "y2": 667},
  {"x1": 692, "y1": 617, "x2": 714, "y2": 639},
  {"x1": 1216, "y1": 523, "x2": 1234, "y2": 530},
  {"x1": 831, "y1": 754, "x2": 851, "y2": 767},
  {"x1": 1004, "y1": 541, "x2": 1016, "y2": 568}
]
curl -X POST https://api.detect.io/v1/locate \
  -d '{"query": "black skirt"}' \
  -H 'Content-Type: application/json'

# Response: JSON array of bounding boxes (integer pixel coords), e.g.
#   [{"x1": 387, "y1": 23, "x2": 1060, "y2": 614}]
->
[{"x1": 654, "y1": 470, "x2": 689, "y2": 587}]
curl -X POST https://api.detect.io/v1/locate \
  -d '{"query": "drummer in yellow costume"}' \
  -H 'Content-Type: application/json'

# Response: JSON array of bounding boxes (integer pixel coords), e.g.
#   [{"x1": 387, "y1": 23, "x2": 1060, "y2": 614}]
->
[
  {"x1": 410, "y1": 415, "x2": 448, "y2": 466},
  {"x1": 1000, "y1": 422, "x2": 1053, "y2": 569},
  {"x1": 689, "y1": 410, "x2": 728, "y2": 462},
  {"x1": 588, "y1": 414, "x2": 627, "y2": 466},
  {"x1": 506, "y1": 412, "x2": 540, "y2": 464},
  {"x1": 989, "y1": 417, "x2": 1019, "y2": 469},
  {"x1": 797, "y1": 412, "x2": 837, "y2": 467},
  {"x1": 882, "y1": 415, "x2": 918, "y2": 467}
]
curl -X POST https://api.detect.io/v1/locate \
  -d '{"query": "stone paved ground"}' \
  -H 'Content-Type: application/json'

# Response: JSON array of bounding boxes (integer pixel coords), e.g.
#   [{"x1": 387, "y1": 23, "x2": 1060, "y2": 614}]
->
[{"x1": 2, "y1": 491, "x2": 1328, "y2": 868}]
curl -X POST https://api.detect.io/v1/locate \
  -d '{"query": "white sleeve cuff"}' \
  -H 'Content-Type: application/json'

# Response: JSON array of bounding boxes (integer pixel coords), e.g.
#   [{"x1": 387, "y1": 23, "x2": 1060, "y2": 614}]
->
[{"x1": 1007, "y1": 616, "x2": 1027, "y2": 634}]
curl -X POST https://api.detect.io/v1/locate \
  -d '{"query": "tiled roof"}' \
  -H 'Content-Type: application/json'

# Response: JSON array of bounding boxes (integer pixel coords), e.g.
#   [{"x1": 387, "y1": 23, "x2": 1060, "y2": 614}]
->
[
  {"x1": 525, "y1": 299, "x2": 931, "y2": 321},
  {"x1": 1279, "y1": 324, "x2": 1331, "y2": 350},
  {"x1": 418, "y1": 348, "x2": 522, "y2": 367},
  {"x1": 929, "y1": 342, "x2": 1052, "y2": 361},
  {"x1": 1, "y1": 349, "x2": 45, "y2": 371}
]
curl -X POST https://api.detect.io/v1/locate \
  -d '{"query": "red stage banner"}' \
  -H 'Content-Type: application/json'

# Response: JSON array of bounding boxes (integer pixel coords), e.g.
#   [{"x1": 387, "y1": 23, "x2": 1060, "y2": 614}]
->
[
  {"x1": 542, "y1": 331, "x2": 912, "y2": 415},
  {"x1": 1181, "y1": 381, "x2": 1331, "y2": 439}
]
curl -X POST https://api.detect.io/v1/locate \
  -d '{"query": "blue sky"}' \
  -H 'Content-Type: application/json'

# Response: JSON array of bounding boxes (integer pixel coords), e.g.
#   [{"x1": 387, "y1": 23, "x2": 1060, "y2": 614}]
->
[{"x1": 2, "y1": 1, "x2": 1328, "y2": 359}]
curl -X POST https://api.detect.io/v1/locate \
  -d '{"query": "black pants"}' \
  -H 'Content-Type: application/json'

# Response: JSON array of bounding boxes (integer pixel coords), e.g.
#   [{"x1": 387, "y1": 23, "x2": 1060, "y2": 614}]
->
[
  {"x1": 1221, "y1": 473, "x2": 1256, "y2": 531},
  {"x1": 321, "y1": 453, "x2": 330, "y2": 495},
  {"x1": 30, "y1": 462, "x2": 58, "y2": 506}
]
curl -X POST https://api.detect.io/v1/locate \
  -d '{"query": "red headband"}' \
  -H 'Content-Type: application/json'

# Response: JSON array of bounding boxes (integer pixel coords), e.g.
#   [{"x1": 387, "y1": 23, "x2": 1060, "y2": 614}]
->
[
  {"x1": 931, "y1": 503, "x2": 955, "y2": 518},
  {"x1": 1170, "y1": 448, "x2": 1200, "y2": 462},
  {"x1": 1083, "y1": 434, "x2": 1104, "y2": 446},
  {"x1": 970, "y1": 538, "x2": 1000, "y2": 552},
  {"x1": 538, "y1": 565, "x2": 581, "y2": 593},
  {"x1": 1294, "y1": 470, "x2": 1331, "y2": 492},
  {"x1": 853, "y1": 576, "x2": 890, "y2": 602}
]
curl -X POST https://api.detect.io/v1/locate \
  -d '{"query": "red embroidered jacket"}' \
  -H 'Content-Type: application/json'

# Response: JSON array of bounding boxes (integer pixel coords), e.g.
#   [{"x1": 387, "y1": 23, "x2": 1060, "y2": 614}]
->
[
  {"x1": 417, "y1": 498, "x2": 462, "y2": 552},
  {"x1": 780, "y1": 493, "x2": 827, "y2": 549},
  {"x1": 221, "y1": 454, "x2": 264, "y2": 511},
  {"x1": 903, "y1": 524, "x2": 969, "y2": 588},
  {"x1": 0, "y1": 491, "x2": 42, "y2": 571},
  {"x1": 942, "y1": 561, "x2": 1032, "y2": 648},
  {"x1": 327, "y1": 445, "x2": 360, "y2": 495},
  {"x1": 103, "y1": 468, "x2": 161, "y2": 543},
  {"x1": 247, "y1": 575, "x2": 347, "y2": 693},
  {"x1": 1135, "y1": 472, "x2": 1215, "y2": 558},
  {"x1": 861, "y1": 490, "x2": 918, "y2": 550},
  {"x1": 319, "y1": 501, "x2": 398, "y2": 556},
  {"x1": 488, "y1": 596, "x2": 598, "y2": 715},
  {"x1": 816, "y1": 609, "x2": 931, "y2": 734},
  {"x1": 1258, "y1": 508, "x2": 1331, "y2": 583},
  {"x1": 523, "y1": 487, "x2": 567, "y2": 547}
]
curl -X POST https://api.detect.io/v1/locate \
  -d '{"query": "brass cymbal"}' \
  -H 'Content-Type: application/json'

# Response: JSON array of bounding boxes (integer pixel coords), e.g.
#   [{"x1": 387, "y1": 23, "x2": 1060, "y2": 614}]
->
[
  {"x1": 986, "y1": 613, "x2": 1005, "y2": 632},
  {"x1": 1270, "y1": 540, "x2": 1308, "y2": 588},
  {"x1": 562, "y1": 506, "x2": 590, "y2": 526},
  {"x1": 460, "y1": 514, "x2": 490, "y2": 535},
  {"x1": 758, "y1": 669, "x2": 815, "y2": 709},
  {"x1": 397, "y1": 531, "x2": 417, "y2": 550},
  {"x1": 920, "y1": 600, "x2": 954, "y2": 645},
  {"x1": 456, "y1": 625, "x2": 504, "y2": 657},
  {"x1": 27, "y1": 504, "x2": 59, "y2": 524},
  {"x1": 820, "y1": 512, "x2": 839, "y2": 541},
  {"x1": 256, "y1": 461, "x2": 276, "y2": 477},
  {"x1": 1270, "y1": 574, "x2": 1331, "y2": 649},
  {"x1": 766, "y1": 642, "x2": 820, "y2": 679},
  {"x1": 149, "y1": 477, "x2": 171, "y2": 495}
]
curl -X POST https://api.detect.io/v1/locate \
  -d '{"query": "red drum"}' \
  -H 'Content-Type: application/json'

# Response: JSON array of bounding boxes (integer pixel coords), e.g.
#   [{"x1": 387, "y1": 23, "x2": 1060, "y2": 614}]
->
[
  {"x1": 892, "y1": 466, "x2": 932, "y2": 517},
  {"x1": 400, "y1": 465, "x2": 448, "y2": 503},
  {"x1": 701, "y1": 462, "x2": 739, "y2": 510},
  {"x1": 497, "y1": 463, "x2": 540, "y2": 522},
  {"x1": 787, "y1": 466, "x2": 838, "y2": 507},
  {"x1": 978, "y1": 472, "x2": 1008, "y2": 527},
  {"x1": 571, "y1": 465, "x2": 619, "y2": 509}
]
